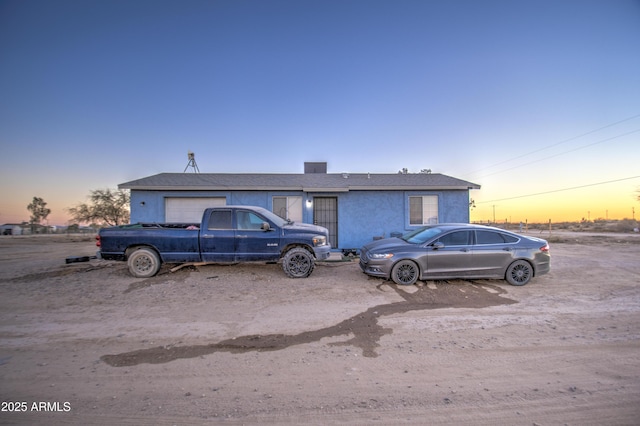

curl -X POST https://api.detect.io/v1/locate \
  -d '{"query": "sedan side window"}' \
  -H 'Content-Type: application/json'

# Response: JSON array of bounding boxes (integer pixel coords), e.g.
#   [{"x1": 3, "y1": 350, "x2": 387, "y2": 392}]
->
[
  {"x1": 476, "y1": 230, "x2": 520, "y2": 244},
  {"x1": 476, "y1": 230, "x2": 505, "y2": 245},
  {"x1": 502, "y1": 234, "x2": 519, "y2": 243},
  {"x1": 437, "y1": 231, "x2": 471, "y2": 246}
]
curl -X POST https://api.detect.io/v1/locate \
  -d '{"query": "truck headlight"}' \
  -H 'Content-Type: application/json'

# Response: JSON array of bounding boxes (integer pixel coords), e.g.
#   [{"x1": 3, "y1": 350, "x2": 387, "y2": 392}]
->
[{"x1": 312, "y1": 236, "x2": 327, "y2": 247}]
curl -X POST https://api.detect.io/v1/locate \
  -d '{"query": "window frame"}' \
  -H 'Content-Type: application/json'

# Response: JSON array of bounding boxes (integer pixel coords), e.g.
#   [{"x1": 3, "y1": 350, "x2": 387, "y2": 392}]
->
[
  {"x1": 408, "y1": 195, "x2": 439, "y2": 226},
  {"x1": 272, "y1": 196, "x2": 303, "y2": 222}
]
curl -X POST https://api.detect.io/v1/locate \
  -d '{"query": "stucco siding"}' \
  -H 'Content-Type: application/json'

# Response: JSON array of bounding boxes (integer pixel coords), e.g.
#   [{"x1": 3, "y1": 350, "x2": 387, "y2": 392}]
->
[
  {"x1": 336, "y1": 191, "x2": 406, "y2": 249},
  {"x1": 128, "y1": 188, "x2": 472, "y2": 251}
]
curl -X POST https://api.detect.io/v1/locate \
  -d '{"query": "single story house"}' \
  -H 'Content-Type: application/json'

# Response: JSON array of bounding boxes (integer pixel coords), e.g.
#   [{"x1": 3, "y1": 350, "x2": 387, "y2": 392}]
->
[
  {"x1": 1, "y1": 223, "x2": 25, "y2": 235},
  {"x1": 119, "y1": 163, "x2": 480, "y2": 251}
]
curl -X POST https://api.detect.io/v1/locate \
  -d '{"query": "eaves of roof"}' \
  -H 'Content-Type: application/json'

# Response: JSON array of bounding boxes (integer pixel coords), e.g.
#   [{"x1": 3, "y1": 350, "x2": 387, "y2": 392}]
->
[{"x1": 119, "y1": 172, "x2": 481, "y2": 191}]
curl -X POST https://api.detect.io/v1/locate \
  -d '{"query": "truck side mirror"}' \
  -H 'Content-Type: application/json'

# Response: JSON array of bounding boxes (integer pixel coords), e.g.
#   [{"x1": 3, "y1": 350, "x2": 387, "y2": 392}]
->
[{"x1": 261, "y1": 222, "x2": 271, "y2": 231}]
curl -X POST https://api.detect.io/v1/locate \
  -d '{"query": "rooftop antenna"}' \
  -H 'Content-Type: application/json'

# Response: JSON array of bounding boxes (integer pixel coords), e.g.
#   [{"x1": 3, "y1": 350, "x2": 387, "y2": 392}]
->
[{"x1": 184, "y1": 151, "x2": 200, "y2": 173}]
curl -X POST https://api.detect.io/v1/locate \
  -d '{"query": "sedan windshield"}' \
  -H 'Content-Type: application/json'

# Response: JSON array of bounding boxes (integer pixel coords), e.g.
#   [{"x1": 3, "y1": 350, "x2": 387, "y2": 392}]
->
[{"x1": 402, "y1": 226, "x2": 444, "y2": 244}]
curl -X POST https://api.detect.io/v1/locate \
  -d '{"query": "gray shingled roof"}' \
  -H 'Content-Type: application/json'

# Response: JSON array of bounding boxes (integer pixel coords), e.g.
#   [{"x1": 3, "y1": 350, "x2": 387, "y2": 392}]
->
[{"x1": 120, "y1": 172, "x2": 480, "y2": 192}]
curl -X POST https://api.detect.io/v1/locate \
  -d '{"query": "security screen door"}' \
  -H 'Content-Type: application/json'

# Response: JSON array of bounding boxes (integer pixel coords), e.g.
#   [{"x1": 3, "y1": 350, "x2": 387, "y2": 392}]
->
[{"x1": 313, "y1": 197, "x2": 338, "y2": 248}]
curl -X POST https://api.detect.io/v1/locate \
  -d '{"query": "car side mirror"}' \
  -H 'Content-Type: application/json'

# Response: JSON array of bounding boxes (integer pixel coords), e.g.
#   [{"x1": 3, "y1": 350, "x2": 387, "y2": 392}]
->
[
  {"x1": 432, "y1": 242, "x2": 445, "y2": 250},
  {"x1": 261, "y1": 222, "x2": 271, "y2": 231}
]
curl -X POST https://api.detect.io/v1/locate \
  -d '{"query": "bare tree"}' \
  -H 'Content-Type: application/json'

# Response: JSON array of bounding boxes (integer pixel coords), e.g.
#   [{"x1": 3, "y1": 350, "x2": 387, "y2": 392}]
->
[
  {"x1": 27, "y1": 197, "x2": 51, "y2": 233},
  {"x1": 68, "y1": 189, "x2": 130, "y2": 227}
]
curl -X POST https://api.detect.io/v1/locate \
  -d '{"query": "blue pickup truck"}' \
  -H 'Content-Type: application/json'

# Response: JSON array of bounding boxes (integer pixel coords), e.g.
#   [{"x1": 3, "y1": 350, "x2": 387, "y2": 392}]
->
[{"x1": 97, "y1": 205, "x2": 331, "y2": 278}]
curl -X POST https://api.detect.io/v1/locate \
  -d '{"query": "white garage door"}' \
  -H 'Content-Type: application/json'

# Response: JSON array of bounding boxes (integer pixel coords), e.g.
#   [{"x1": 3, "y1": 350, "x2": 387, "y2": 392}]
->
[{"x1": 165, "y1": 197, "x2": 226, "y2": 223}]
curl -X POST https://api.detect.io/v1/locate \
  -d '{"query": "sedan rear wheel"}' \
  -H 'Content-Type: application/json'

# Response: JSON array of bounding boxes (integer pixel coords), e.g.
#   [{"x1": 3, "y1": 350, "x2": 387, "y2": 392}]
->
[
  {"x1": 391, "y1": 260, "x2": 419, "y2": 285},
  {"x1": 506, "y1": 260, "x2": 532, "y2": 286}
]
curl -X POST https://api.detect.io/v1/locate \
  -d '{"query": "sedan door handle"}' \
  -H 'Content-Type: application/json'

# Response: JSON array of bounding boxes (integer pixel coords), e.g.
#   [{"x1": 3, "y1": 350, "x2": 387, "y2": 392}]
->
[
  {"x1": 460, "y1": 248, "x2": 469, "y2": 252},
  {"x1": 502, "y1": 247, "x2": 512, "y2": 251}
]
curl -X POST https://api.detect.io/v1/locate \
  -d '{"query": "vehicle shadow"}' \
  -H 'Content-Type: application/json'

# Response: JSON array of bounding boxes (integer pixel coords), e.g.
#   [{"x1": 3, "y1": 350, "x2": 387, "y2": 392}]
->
[{"x1": 102, "y1": 280, "x2": 516, "y2": 367}]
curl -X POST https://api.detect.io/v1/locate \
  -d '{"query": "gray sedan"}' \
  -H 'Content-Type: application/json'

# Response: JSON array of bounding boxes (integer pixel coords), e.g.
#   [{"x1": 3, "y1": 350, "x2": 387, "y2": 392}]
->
[{"x1": 359, "y1": 224, "x2": 550, "y2": 286}]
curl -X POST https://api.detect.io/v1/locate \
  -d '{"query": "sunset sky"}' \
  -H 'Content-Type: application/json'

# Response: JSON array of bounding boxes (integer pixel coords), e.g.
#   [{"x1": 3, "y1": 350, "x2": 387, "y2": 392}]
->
[{"x1": 1, "y1": 0, "x2": 639, "y2": 225}]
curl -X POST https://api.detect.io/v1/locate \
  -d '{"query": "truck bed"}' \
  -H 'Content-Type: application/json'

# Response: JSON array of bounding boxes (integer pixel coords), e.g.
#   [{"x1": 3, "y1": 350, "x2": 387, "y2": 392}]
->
[
  {"x1": 99, "y1": 225, "x2": 202, "y2": 263},
  {"x1": 119, "y1": 223, "x2": 200, "y2": 229}
]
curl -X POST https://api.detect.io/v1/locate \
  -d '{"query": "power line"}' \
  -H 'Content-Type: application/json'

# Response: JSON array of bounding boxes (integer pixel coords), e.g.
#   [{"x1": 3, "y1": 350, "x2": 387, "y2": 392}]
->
[
  {"x1": 476, "y1": 128, "x2": 640, "y2": 179},
  {"x1": 462, "y1": 113, "x2": 640, "y2": 178},
  {"x1": 476, "y1": 175, "x2": 640, "y2": 204}
]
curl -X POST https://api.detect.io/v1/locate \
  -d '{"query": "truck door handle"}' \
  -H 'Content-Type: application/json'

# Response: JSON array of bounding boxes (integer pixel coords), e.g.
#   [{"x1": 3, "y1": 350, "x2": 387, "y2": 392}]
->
[
  {"x1": 502, "y1": 247, "x2": 512, "y2": 251},
  {"x1": 460, "y1": 248, "x2": 469, "y2": 252}
]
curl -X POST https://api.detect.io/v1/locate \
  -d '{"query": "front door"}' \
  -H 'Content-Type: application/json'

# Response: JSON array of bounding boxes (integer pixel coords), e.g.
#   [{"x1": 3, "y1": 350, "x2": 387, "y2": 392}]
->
[
  {"x1": 313, "y1": 197, "x2": 338, "y2": 248},
  {"x1": 425, "y1": 230, "x2": 473, "y2": 277}
]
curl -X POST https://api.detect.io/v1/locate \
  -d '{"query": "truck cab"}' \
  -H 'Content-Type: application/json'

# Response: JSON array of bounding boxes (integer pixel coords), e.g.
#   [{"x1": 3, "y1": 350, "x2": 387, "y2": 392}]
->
[{"x1": 98, "y1": 205, "x2": 331, "y2": 278}]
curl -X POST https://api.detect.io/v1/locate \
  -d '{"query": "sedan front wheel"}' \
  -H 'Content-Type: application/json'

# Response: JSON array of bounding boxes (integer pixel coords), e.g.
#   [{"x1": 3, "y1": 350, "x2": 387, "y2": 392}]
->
[{"x1": 391, "y1": 260, "x2": 419, "y2": 285}]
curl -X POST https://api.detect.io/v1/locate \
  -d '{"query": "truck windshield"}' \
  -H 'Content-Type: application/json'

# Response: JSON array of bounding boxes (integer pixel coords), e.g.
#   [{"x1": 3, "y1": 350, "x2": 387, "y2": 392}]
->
[{"x1": 258, "y1": 209, "x2": 289, "y2": 227}]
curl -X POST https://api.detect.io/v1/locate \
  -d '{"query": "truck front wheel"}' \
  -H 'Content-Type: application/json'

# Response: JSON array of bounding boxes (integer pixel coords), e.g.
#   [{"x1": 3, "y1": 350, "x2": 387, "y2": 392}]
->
[
  {"x1": 127, "y1": 247, "x2": 161, "y2": 278},
  {"x1": 282, "y1": 247, "x2": 314, "y2": 278}
]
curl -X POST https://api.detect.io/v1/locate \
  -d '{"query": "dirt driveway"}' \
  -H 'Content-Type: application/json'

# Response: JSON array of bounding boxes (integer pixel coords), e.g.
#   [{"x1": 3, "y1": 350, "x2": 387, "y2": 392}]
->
[{"x1": 1, "y1": 233, "x2": 639, "y2": 425}]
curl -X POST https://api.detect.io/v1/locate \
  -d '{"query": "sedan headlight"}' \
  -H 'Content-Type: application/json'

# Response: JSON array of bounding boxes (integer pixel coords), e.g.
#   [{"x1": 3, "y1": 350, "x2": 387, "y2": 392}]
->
[
  {"x1": 312, "y1": 235, "x2": 327, "y2": 247},
  {"x1": 369, "y1": 253, "x2": 394, "y2": 259}
]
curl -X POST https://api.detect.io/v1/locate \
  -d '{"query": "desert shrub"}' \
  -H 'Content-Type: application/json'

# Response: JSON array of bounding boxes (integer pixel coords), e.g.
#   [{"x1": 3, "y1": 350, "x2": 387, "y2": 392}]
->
[{"x1": 616, "y1": 219, "x2": 639, "y2": 233}]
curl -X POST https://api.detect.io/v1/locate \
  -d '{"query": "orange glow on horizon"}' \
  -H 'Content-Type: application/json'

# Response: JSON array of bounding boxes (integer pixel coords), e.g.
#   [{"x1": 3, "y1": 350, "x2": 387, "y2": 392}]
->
[{"x1": 471, "y1": 184, "x2": 638, "y2": 224}]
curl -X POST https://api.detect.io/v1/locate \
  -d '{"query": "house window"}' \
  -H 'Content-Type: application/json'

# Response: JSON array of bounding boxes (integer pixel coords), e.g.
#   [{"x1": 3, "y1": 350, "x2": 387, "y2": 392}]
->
[
  {"x1": 272, "y1": 196, "x2": 303, "y2": 222},
  {"x1": 409, "y1": 196, "x2": 438, "y2": 225}
]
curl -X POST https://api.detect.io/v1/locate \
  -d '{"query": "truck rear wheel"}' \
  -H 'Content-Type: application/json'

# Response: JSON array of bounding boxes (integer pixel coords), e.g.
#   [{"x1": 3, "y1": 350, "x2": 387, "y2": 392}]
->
[
  {"x1": 127, "y1": 247, "x2": 161, "y2": 278},
  {"x1": 282, "y1": 247, "x2": 314, "y2": 278}
]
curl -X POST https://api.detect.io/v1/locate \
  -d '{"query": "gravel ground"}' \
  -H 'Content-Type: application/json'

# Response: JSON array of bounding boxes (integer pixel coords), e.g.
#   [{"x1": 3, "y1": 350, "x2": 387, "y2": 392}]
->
[{"x1": 1, "y1": 232, "x2": 639, "y2": 425}]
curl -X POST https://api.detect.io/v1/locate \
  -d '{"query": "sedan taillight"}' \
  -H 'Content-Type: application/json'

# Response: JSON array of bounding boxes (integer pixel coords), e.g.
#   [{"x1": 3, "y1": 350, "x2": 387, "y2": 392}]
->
[{"x1": 540, "y1": 244, "x2": 549, "y2": 253}]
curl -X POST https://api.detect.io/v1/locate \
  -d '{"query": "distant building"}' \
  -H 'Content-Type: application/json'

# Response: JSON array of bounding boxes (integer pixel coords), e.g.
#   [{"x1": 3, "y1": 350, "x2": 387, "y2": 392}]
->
[
  {"x1": 0, "y1": 224, "x2": 25, "y2": 235},
  {"x1": 119, "y1": 163, "x2": 480, "y2": 251}
]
